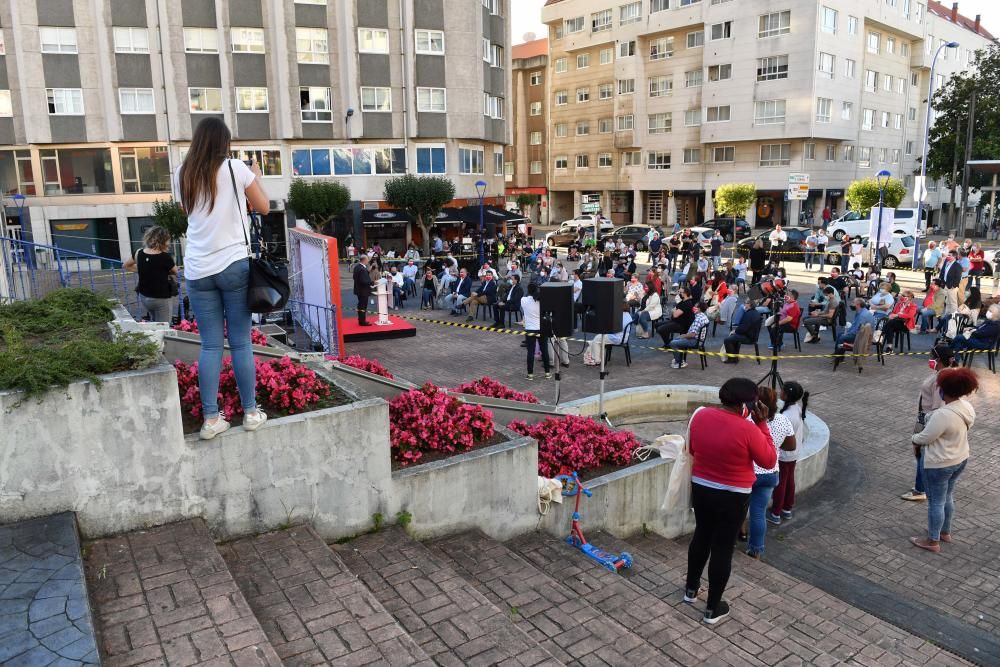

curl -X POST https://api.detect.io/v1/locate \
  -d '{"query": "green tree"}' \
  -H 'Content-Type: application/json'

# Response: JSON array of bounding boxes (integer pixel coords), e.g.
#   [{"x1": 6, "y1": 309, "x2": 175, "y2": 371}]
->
[
  {"x1": 846, "y1": 177, "x2": 906, "y2": 211},
  {"x1": 383, "y1": 175, "x2": 456, "y2": 255},
  {"x1": 287, "y1": 178, "x2": 351, "y2": 233},
  {"x1": 925, "y1": 43, "x2": 1000, "y2": 190},
  {"x1": 151, "y1": 198, "x2": 187, "y2": 240},
  {"x1": 515, "y1": 193, "x2": 538, "y2": 215}
]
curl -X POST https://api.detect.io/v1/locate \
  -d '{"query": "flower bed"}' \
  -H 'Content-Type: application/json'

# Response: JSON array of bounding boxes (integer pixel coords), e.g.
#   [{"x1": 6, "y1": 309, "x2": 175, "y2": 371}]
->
[
  {"x1": 172, "y1": 319, "x2": 270, "y2": 346},
  {"x1": 508, "y1": 415, "x2": 640, "y2": 478},
  {"x1": 389, "y1": 383, "x2": 497, "y2": 467},
  {"x1": 452, "y1": 377, "x2": 539, "y2": 404},
  {"x1": 337, "y1": 355, "x2": 394, "y2": 379}
]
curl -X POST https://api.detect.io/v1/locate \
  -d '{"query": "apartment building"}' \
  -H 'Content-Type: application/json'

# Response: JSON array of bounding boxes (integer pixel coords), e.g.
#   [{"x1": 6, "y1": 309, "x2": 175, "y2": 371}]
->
[
  {"x1": 541, "y1": 0, "x2": 993, "y2": 229},
  {"x1": 0, "y1": 0, "x2": 511, "y2": 259},
  {"x1": 505, "y1": 36, "x2": 549, "y2": 224}
]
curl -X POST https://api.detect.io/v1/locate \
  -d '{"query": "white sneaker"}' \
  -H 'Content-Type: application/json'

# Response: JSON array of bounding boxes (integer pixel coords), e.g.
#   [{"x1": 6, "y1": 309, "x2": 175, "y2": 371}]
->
[
  {"x1": 243, "y1": 409, "x2": 268, "y2": 432},
  {"x1": 671, "y1": 361, "x2": 681, "y2": 369},
  {"x1": 200, "y1": 417, "x2": 231, "y2": 440}
]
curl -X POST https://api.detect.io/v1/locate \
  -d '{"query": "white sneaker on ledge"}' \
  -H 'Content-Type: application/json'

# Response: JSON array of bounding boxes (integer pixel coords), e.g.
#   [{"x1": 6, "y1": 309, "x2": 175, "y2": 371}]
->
[
  {"x1": 243, "y1": 409, "x2": 268, "y2": 432},
  {"x1": 200, "y1": 416, "x2": 231, "y2": 440}
]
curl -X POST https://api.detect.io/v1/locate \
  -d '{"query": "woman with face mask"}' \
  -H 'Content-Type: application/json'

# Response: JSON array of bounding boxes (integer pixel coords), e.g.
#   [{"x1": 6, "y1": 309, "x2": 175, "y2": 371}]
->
[
  {"x1": 881, "y1": 290, "x2": 918, "y2": 355},
  {"x1": 902, "y1": 345, "x2": 957, "y2": 502},
  {"x1": 950, "y1": 304, "x2": 1000, "y2": 355},
  {"x1": 869, "y1": 283, "x2": 895, "y2": 319}
]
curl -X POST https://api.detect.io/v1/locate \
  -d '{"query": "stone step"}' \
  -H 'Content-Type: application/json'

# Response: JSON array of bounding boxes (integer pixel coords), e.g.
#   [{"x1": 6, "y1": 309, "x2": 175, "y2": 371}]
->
[
  {"x1": 627, "y1": 532, "x2": 970, "y2": 667},
  {"x1": 0, "y1": 512, "x2": 100, "y2": 665},
  {"x1": 84, "y1": 518, "x2": 282, "y2": 666},
  {"x1": 429, "y1": 530, "x2": 670, "y2": 665},
  {"x1": 334, "y1": 526, "x2": 563, "y2": 666},
  {"x1": 219, "y1": 525, "x2": 431, "y2": 666}
]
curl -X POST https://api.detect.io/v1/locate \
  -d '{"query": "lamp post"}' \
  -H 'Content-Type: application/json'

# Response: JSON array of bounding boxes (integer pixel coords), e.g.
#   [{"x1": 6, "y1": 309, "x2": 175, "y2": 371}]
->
[
  {"x1": 873, "y1": 169, "x2": 891, "y2": 275},
  {"x1": 475, "y1": 179, "x2": 487, "y2": 268},
  {"x1": 916, "y1": 40, "x2": 959, "y2": 268}
]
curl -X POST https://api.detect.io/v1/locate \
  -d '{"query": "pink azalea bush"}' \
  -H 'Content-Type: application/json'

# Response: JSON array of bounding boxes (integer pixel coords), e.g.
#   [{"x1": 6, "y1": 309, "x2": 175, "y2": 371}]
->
[
  {"x1": 389, "y1": 383, "x2": 495, "y2": 466},
  {"x1": 508, "y1": 415, "x2": 640, "y2": 478},
  {"x1": 172, "y1": 319, "x2": 270, "y2": 346},
  {"x1": 175, "y1": 356, "x2": 330, "y2": 421},
  {"x1": 337, "y1": 354, "x2": 395, "y2": 379},
  {"x1": 452, "y1": 377, "x2": 539, "y2": 404}
]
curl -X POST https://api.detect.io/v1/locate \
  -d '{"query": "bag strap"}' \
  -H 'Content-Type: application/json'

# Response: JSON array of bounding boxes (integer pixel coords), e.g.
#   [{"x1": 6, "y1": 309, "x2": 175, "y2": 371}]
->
[{"x1": 227, "y1": 160, "x2": 253, "y2": 258}]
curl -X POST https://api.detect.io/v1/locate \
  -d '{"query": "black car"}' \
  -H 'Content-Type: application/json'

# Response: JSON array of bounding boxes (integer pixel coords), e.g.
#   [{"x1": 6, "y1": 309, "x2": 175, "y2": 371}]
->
[
  {"x1": 700, "y1": 218, "x2": 752, "y2": 242},
  {"x1": 736, "y1": 227, "x2": 811, "y2": 259},
  {"x1": 599, "y1": 225, "x2": 657, "y2": 251}
]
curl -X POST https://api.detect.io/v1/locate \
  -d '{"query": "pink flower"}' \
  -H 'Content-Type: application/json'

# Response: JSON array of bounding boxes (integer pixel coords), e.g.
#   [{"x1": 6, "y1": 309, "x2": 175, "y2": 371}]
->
[
  {"x1": 336, "y1": 355, "x2": 394, "y2": 379},
  {"x1": 451, "y1": 377, "x2": 539, "y2": 404},
  {"x1": 388, "y1": 383, "x2": 495, "y2": 467},
  {"x1": 509, "y1": 415, "x2": 639, "y2": 477}
]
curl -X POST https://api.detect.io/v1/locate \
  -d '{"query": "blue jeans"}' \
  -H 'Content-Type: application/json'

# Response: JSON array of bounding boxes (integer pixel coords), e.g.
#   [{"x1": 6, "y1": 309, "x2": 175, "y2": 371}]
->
[
  {"x1": 712, "y1": 255, "x2": 721, "y2": 271},
  {"x1": 924, "y1": 460, "x2": 967, "y2": 540},
  {"x1": 638, "y1": 310, "x2": 653, "y2": 335},
  {"x1": 186, "y1": 259, "x2": 257, "y2": 419},
  {"x1": 804, "y1": 251, "x2": 814, "y2": 269},
  {"x1": 747, "y1": 471, "x2": 779, "y2": 555},
  {"x1": 914, "y1": 449, "x2": 925, "y2": 494},
  {"x1": 918, "y1": 307, "x2": 936, "y2": 333},
  {"x1": 421, "y1": 287, "x2": 435, "y2": 308},
  {"x1": 671, "y1": 337, "x2": 698, "y2": 363},
  {"x1": 840, "y1": 254, "x2": 849, "y2": 273},
  {"x1": 818, "y1": 251, "x2": 826, "y2": 272}
]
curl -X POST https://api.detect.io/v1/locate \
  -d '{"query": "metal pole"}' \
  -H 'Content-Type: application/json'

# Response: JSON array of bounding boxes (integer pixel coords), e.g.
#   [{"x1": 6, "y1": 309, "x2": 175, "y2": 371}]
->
[
  {"x1": 958, "y1": 90, "x2": 976, "y2": 236},
  {"x1": 947, "y1": 114, "x2": 961, "y2": 232},
  {"x1": 478, "y1": 196, "x2": 485, "y2": 267},
  {"x1": 874, "y1": 188, "x2": 885, "y2": 276},
  {"x1": 917, "y1": 44, "x2": 946, "y2": 244}
]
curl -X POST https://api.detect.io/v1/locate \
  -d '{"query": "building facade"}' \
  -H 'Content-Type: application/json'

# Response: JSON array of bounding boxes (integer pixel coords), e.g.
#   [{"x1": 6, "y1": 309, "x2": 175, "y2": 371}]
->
[
  {"x1": 505, "y1": 37, "x2": 549, "y2": 225},
  {"x1": 0, "y1": 0, "x2": 511, "y2": 259},
  {"x1": 540, "y1": 0, "x2": 993, "y2": 229}
]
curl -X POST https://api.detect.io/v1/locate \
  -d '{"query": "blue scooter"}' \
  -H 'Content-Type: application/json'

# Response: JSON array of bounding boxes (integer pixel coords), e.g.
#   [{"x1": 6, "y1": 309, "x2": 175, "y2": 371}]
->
[{"x1": 555, "y1": 471, "x2": 633, "y2": 573}]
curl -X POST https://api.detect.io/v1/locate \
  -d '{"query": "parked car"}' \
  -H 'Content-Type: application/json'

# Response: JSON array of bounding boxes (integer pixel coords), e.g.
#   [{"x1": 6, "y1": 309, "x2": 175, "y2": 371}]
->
[
  {"x1": 827, "y1": 209, "x2": 926, "y2": 241},
  {"x1": 736, "y1": 226, "x2": 812, "y2": 259},
  {"x1": 599, "y1": 224, "x2": 657, "y2": 251},
  {"x1": 699, "y1": 218, "x2": 752, "y2": 242},
  {"x1": 545, "y1": 216, "x2": 614, "y2": 247},
  {"x1": 823, "y1": 234, "x2": 917, "y2": 268}
]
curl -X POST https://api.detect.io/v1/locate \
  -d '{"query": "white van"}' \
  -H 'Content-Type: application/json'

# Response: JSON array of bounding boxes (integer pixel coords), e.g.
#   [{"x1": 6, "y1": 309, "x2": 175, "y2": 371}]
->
[{"x1": 828, "y1": 208, "x2": 927, "y2": 241}]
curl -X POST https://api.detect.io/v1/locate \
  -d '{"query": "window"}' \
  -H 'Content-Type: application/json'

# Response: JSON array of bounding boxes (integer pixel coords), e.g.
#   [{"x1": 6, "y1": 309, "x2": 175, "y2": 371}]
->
[
  {"x1": 883, "y1": 75, "x2": 892, "y2": 92},
  {"x1": 648, "y1": 76, "x2": 672, "y2": 97},
  {"x1": 683, "y1": 148, "x2": 701, "y2": 164},
  {"x1": 555, "y1": 123, "x2": 567, "y2": 137},
  {"x1": 296, "y1": 28, "x2": 329, "y2": 63},
  {"x1": 909, "y1": 107, "x2": 917, "y2": 121},
  {"x1": 530, "y1": 161, "x2": 542, "y2": 174},
  {"x1": 842, "y1": 101, "x2": 853, "y2": 120},
  {"x1": 816, "y1": 98, "x2": 832, "y2": 123},
  {"x1": 554, "y1": 57, "x2": 567, "y2": 73},
  {"x1": 708, "y1": 64, "x2": 732, "y2": 82},
  {"x1": 844, "y1": 59, "x2": 856, "y2": 78},
  {"x1": 300, "y1": 87, "x2": 332, "y2": 122},
  {"x1": 706, "y1": 105, "x2": 731, "y2": 122},
  {"x1": 113, "y1": 27, "x2": 149, "y2": 53},
  {"x1": 616, "y1": 114, "x2": 634, "y2": 130},
  {"x1": 529, "y1": 101, "x2": 542, "y2": 116},
  {"x1": 0, "y1": 90, "x2": 10, "y2": 117},
  {"x1": 600, "y1": 47, "x2": 613, "y2": 64},
  {"x1": 760, "y1": 143, "x2": 791, "y2": 166},
  {"x1": 576, "y1": 154, "x2": 590, "y2": 168},
  {"x1": 618, "y1": 79, "x2": 635, "y2": 95},
  {"x1": 592, "y1": 9, "x2": 612, "y2": 32},
  {"x1": 821, "y1": 7, "x2": 837, "y2": 33},
  {"x1": 415, "y1": 146, "x2": 446, "y2": 174},
  {"x1": 880, "y1": 111, "x2": 889, "y2": 128},
  {"x1": 915, "y1": 2, "x2": 924, "y2": 21},
  {"x1": 40, "y1": 148, "x2": 113, "y2": 195},
  {"x1": 530, "y1": 72, "x2": 542, "y2": 86},
  {"x1": 301, "y1": 146, "x2": 404, "y2": 176},
  {"x1": 648, "y1": 112, "x2": 672, "y2": 134},
  {"x1": 805, "y1": 143, "x2": 816, "y2": 160},
  {"x1": 894, "y1": 113, "x2": 902, "y2": 130},
  {"x1": 459, "y1": 147, "x2": 484, "y2": 174},
  {"x1": 358, "y1": 28, "x2": 389, "y2": 53},
  {"x1": 905, "y1": 140, "x2": 913, "y2": 155},
  {"x1": 119, "y1": 146, "x2": 172, "y2": 192},
  {"x1": 649, "y1": 37, "x2": 674, "y2": 60},
  {"x1": 576, "y1": 53, "x2": 590, "y2": 69},
  {"x1": 566, "y1": 16, "x2": 584, "y2": 33},
  {"x1": 232, "y1": 27, "x2": 265, "y2": 53},
  {"x1": 647, "y1": 152, "x2": 671, "y2": 170},
  {"x1": 757, "y1": 55, "x2": 788, "y2": 81},
  {"x1": 489, "y1": 44, "x2": 504, "y2": 67},
  {"x1": 684, "y1": 69, "x2": 703, "y2": 87},
  {"x1": 183, "y1": 28, "x2": 218, "y2": 53},
  {"x1": 494, "y1": 152, "x2": 504, "y2": 177},
  {"x1": 896, "y1": 78, "x2": 905, "y2": 94},
  {"x1": 818, "y1": 52, "x2": 835, "y2": 78},
  {"x1": 684, "y1": 109, "x2": 701, "y2": 126},
  {"x1": 711, "y1": 22, "x2": 732, "y2": 40},
  {"x1": 862, "y1": 108, "x2": 875, "y2": 130},
  {"x1": 864, "y1": 70, "x2": 878, "y2": 91},
  {"x1": 902, "y1": 42, "x2": 910, "y2": 57},
  {"x1": 236, "y1": 87, "x2": 268, "y2": 112},
  {"x1": 598, "y1": 83, "x2": 613, "y2": 100},
  {"x1": 40, "y1": 27, "x2": 77, "y2": 53},
  {"x1": 758, "y1": 11, "x2": 790, "y2": 38},
  {"x1": 867, "y1": 31, "x2": 880, "y2": 54},
  {"x1": 891, "y1": 149, "x2": 900, "y2": 163},
  {"x1": 119, "y1": 88, "x2": 154, "y2": 114},
  {"x1": 848, "y1": 16, "x2": 858, "y2": 35},
  {"x1": 361, "y1": 87, "x2": 391, "y2": 112},
  {"x1": 483, "y1": 94, "x2": 504, "y2": 118},
  {"x1": 651, "y1": 0, "x2": 670, "y2": 11},
  {"x1": 843, "y1": 145, "x2": 855, "y2": 162},
  {"x1": 599, "y1": 118, "x2": 612, "y2": 133},
  {"x1": 188, "y1": 88, "x2": 222, "y2": 113},
  {"x1": 576, "y1": 87, "x2": 590, "y2": 103},
  {"x1": 687, "y1": 31, "x2": 704, "y2": 48},
  {"x1": 483, "y1": 0, "x2": 501, "y2": 13},
  {"x1": 576, "y1": 120, "x2": 590, "y2": 135},
  {"x1": 618, "y1": 40, "x2": 635, "y2": 58},
  {"x1": 826, "y1": 144, "x2": 836, "y2": 161},
  {"x1": 415, "y1": 29, "x2": 445, "y2": 54},
  {"x1": 45, "y1": 88, "x2": 84, "y2": 115},
  {"x1": 712, "y1": 146, "x2": 735, "y2": 162},
  {"x1": 554, "y1": 156, "x2": 568, "y2": 170},
  {"x1": 754, "y1": 99, "x2": 785, "y2": 125},
  {"x1": 555, "y1": 90, "x2": 568, "y2": 105},
  {"x1": 620, "y1": 2, "x2": 641, "y2": 24},
  {"x1": 858, "y1": 146, "x2": 872, "y2": 168},
  {"x1": 623, "y1": 151, "x2": 641, "y2": 166},
  {"x1": 417, "y1": 87, "x2": 446, "y2": 112},
  {"x1": 598, "y1": 152, "x2": 613, "y2": 168},
  {"x1": 886, "y1": 37, "x2": 895, "y2": 55},
  {"x1": 295, "y1": 0, "x2": 327, "y2": 4}
]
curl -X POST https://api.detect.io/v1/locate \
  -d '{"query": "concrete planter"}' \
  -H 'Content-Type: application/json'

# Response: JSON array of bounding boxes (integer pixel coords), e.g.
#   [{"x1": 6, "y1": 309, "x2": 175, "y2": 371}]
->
[{"x1": 161, "y1": 329, "x2": 292, "y2": 364}]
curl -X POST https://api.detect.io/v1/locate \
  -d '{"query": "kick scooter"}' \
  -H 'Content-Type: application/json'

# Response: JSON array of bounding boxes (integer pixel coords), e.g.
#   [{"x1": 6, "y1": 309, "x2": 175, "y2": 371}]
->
[{"x1": 555, "y1": 471, "x2": 633, "y2": 573}]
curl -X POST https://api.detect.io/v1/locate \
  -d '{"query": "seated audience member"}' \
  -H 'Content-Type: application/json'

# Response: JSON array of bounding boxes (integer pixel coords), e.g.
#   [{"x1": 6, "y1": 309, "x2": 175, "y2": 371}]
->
[
  {"x1": 669, "y1": 307, "x2": 710, "y2": 369},
  {"x1": 882, "y1": 290, "x2": 918, "y2": 354},
  {"x1": 723, "y1": 300, "x2": 762, "y2": 364},
  {"x1": 869, "y1": 283, "x2": 895, "y2": 319},
  {"x1": 803, "y1": 287, "x2": 840, "y2": 343},
  {"x1": 833, "y1": 298, "x2": 876, "y2": 368}
]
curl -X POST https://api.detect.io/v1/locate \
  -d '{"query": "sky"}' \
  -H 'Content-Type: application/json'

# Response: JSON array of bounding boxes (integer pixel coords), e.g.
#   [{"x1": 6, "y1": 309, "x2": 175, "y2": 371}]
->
[{"x1": 511, "y1": 0, "x2": 1000, "y2": 44}]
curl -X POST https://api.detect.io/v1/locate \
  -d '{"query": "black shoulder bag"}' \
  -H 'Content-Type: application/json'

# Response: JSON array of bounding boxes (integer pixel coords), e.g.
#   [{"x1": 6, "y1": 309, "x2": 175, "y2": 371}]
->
[{"x1": 228, "y1": 161, "x2": 290, "y2": 313}]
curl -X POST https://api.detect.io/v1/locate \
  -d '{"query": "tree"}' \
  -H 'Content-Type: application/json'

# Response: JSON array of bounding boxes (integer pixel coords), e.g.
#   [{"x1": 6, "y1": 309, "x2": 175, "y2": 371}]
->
[
  {"x1": 151, "y1": 198, "x2": 187, "y2": 240},
  {"x1": 515, "y1": 193, "x2": 538, "y2": 215},
  {"x1": 287, "y1": 178, "x2": 351, "y2": 233},
  {"x1": 924, "y1": 43, "x2": 1000, "y2": 191},
  {"x1": 846, "y1": 177, "x2": 906, "y2": 211},
  {"x1": 383, "y1": 174, "x2": 456, "y2": 255}
]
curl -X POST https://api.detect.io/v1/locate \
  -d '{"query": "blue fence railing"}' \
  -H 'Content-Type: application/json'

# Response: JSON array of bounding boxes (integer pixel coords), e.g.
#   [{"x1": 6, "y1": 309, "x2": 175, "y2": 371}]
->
[{"x1": 288, "y1": 299, "x2": 339, "y2": 358}]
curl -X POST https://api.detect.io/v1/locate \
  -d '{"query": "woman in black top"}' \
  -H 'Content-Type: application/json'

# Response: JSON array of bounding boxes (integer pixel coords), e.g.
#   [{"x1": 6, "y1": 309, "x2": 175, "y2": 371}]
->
[
  {"x1": 124, "y1": 225, "x2": 177, "y2": 322},
  {"x1": 748, "y1": 240, "x2": 767, "y2": 284},
  {"x1": 656, "y1": 286, "x2": 695, "y2": 345}
]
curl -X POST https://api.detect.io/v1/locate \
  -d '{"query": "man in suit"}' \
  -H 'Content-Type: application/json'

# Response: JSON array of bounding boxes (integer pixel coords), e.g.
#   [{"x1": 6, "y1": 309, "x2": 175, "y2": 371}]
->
[
  {"x1": 495, "y1": 274, "x2": 523, "y2": 328},
  {"x1": 352, "y1": 255, "x2": 374, "y2": 326},
  {"x1": 722, "y1": 299, "x2": 762, "y2": 363},
  {"x1": 464, "y1": 272, "x2": 498, "y2": 321},
  {"x1": 444, "y1": 268, "x2": 472, "y2": 314},
  {"x1": 940, "y1": 250, "x2": 962, "y2": 315}
]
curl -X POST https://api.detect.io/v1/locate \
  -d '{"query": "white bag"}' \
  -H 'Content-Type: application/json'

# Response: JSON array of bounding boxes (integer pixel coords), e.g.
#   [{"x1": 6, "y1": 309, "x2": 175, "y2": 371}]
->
[{"x1": 661, "y1": 407, "x2": 704, "y2": 511}]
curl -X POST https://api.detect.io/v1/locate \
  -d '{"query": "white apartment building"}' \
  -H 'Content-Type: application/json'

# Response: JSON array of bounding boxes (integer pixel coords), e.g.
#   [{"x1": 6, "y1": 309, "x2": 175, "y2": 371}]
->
[
  {"x1": 540, "y1": 0, "x2": 993, "y2": 229},
  {"x1": 0, "y1": 0, "x2": 511, "y2": 260}
]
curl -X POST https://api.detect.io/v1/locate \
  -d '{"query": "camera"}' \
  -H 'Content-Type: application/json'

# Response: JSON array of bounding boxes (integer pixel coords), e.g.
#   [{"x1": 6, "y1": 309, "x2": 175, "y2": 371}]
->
[{"x1": 747, "y1": 277, "x2": 786, "y2": 303}]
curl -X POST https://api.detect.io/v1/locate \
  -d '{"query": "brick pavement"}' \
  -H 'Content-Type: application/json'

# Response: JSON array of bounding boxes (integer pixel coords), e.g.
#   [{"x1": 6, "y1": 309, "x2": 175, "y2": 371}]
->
[
  {"x1": 218, "y1": 525, "x2": 431, "y2": 666},
  {"x1": 84, "y1": 518, "x2": 281, "y2": 666},
  {"x1": 334, "y1": 526, "x2": 561, "y2": 666}
]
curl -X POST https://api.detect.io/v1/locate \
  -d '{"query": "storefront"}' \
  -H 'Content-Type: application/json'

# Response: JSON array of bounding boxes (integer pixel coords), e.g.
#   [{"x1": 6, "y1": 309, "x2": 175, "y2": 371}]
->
[
  {"x1": 429, "y1": 208, "x2": 465, "y2": 245},
  {"x1": 360, "y1": 209, "x2": 411, "y2": 255},
  {"x1": 755, "y1": 192, "x2": 786, "y2": 228},
  {"x1": 458, "y1": 205, "x2": 528, "y2": 239}
]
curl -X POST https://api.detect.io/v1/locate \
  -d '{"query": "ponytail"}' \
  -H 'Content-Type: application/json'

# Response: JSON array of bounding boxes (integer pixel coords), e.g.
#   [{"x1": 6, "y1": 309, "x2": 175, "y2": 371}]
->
[{"x1": 780, "y1": 381, "x2": 809, "y2": 419}]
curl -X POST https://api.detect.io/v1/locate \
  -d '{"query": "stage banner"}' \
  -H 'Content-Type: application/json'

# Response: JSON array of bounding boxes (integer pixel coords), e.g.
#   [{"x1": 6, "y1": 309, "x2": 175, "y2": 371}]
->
[{"x1": 288, "y1": 228, "x2": 344, "y2": 357}]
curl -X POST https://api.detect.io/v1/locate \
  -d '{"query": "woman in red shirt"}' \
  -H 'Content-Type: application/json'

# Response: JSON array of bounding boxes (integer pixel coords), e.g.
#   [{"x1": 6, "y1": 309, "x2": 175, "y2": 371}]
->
[
  {"x1": 882, "y1": 290, "x2": 919, "y2": 355},
  {"x1": 685, "y1": 378, "x2": 776, "y2": 625},
  {"x1": 969, "y1": 243, "x2": 985, "y2": 290}
]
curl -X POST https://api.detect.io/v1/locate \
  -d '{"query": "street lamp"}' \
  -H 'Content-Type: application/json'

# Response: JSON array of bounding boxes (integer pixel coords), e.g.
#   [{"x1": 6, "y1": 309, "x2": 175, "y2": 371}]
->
[
  {"x1": 475, "y1": 179, "x2": 487, "y2": 267},
  {"x1": 874, "y1": 169, "x2": 891, "y2": 275},
  {"x1": 916, "y1": 40, "x2": 959, "y2": 268}
]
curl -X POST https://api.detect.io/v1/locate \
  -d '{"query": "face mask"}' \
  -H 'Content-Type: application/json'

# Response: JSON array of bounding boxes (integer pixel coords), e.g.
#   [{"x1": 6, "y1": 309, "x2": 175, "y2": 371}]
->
[
  {"x1": 928, "y1": 360, "x2": 938, "y2": 371},
  {"x1": 849, "y1": 305, "x2": 857, "y2": 312}
]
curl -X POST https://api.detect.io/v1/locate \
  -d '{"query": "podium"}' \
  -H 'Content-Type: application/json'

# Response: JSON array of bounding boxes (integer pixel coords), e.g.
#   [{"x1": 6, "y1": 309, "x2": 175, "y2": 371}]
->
[{"x1": 374, "y1": 278, "x2": 391, "y2": 326}]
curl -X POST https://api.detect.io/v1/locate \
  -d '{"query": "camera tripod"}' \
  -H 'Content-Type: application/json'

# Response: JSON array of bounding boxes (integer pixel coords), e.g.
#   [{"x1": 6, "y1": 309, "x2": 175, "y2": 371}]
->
[{"x1": 757, "y1": 297, "x2": 785, "y2": 390}]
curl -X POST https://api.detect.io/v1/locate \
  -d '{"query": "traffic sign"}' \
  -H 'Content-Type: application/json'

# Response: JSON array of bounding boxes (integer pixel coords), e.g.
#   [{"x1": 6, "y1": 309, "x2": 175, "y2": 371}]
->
[
  {"x1": 788, "y1": 173, "x2": 810, "y2": 186},
  {"x1": 788, "y1": 184, "x2": 809, "y2": 200}
]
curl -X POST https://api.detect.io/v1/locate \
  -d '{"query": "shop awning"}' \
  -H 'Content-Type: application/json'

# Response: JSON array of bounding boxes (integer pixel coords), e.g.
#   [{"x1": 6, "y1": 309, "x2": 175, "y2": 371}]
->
[
  {"x1": 361, "y1": 208, "x2": 412, "y2": 225},
  {"x1": 430, "y1": 207, "x2": 464, "y2": 224},
  {"x1": 458, "y1": 205, "x2": 528, "y2": 225}
]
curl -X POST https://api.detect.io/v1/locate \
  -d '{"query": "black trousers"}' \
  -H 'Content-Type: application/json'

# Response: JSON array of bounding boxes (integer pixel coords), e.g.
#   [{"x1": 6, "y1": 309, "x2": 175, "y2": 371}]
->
[
  {"x1": 686, "y1": 483, "x2": 751, "y2": 610},
  {"x1": 525, "y1": 331, "x2": 550, "y2": 374},
  {"x1": 723, "y1": 333, "x2": 753, "y2": 356},
  {"x1": 657, "y1": 320, "x2": 686, "y2": 346},
  {"x1": 356, "y1": 290, "x2": 371, "y2": 324}
]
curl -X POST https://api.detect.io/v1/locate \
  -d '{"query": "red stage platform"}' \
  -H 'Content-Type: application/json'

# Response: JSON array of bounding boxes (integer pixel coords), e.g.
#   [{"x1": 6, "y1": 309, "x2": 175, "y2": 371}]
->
[{"x1": 341, "y1": 314, "x2": 417, "y2": 342}]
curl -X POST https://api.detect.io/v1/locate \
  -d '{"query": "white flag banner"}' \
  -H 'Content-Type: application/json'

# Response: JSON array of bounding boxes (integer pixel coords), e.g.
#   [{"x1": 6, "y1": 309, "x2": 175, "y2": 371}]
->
[{"x1": 868, "y1": 207, "x2": 896, "y2": 244}]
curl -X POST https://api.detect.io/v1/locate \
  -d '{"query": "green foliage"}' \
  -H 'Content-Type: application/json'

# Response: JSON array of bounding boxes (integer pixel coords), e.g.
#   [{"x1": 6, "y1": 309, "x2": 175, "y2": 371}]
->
[
  {"x1": 0, "y1": 289, "x2": 159, "y2": 398},
  {"x1": 713, "y1": 183, "x2": 757, "y2": 219},
  {"x1": 384, "y1": 175, "x2": 456, "y2": 254},
  {"x1": 515, "y1": 193, "x2": 538, "y2": 212},
  {"x1": 287, "y1": 178, "x2": 352, "y2": 232},
  {"x1": 395, "y1": 510, "x2": 413, "y2": 531},
  {"x1": 151, "y1": 198, "x2": 188, "y2": 240},
  {"x1": 846, "y1": 177, "x2": 906, "y2": 212},
  {"x1": 925, "y1": 43, "x2": 1000, "y2": 189},
  {"x1": 371, "y1": 512, "x2": 385, "y2": 532}
]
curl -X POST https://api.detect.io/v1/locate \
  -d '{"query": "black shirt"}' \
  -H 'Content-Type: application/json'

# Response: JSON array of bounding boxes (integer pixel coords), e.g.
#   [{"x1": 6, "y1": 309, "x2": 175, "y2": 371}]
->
[
  {"x1": 674, "y1": 298, "x2": 695, "y2": 330},
  {"x1": 135, "y1": 250, "x2": 175, "y2": 299}
]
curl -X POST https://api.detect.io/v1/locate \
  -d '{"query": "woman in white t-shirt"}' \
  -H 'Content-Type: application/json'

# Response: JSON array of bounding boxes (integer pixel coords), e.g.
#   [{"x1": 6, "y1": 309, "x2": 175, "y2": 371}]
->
[
  {"x1": 178, "y1": 118, "x2": 271, "y2": 440},
  {"x1": 520, "y1": 283, "x2": 551, "y2": 380},
  {"x1": 769, "y1": 382, "x2": 808, "y2": 524},
  {"x1": 745, "y1": 386, "x2": 796, "y2": 559}
]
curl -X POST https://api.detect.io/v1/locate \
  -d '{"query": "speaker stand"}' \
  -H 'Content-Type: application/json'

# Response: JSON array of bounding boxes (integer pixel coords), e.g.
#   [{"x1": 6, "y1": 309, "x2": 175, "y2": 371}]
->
[
  {"x1": 596, "y1": 341, "x2": 613, "y2": 428},
  {"x1": 552, "y1": 352, "x2": 562, "y2": 405}
]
